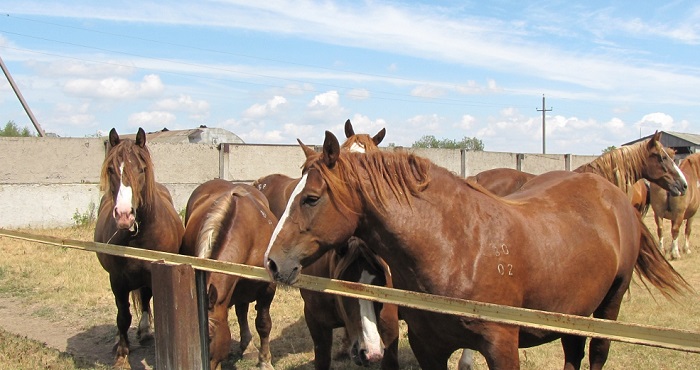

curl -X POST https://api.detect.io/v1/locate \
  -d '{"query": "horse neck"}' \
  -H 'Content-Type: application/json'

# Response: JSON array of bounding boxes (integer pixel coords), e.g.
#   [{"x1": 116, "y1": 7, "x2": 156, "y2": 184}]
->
[{"x1": 576, "y1": 147, "x2": 643, "y2": 195}]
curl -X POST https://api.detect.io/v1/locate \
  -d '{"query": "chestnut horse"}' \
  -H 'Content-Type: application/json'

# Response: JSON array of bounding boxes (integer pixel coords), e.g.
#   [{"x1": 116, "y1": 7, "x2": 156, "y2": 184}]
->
[
  {"x1": 650, "y1": 152, "x2": 700, "y2": 260},
  {"x1": 630, "y1": 180, "x2": 651, "y2": 216},
  {"x1": 468, "y1": 168, "x2": 535, "y2": 196},
  {"x1": 94, "y1": 128, "x2": 185, "y2": 369},
  {"x1": 573, "y1": 131, "x2": 687, "y2": 198},
  {"x1": 180, "y1": 179, "x2": 277, "y2": 369},
  {"x1": 265, "y1": 131, "x2": 689, "y2": 370},
  {"x1": 252, "y1": 119, "x2": 401, "y2": 369}
]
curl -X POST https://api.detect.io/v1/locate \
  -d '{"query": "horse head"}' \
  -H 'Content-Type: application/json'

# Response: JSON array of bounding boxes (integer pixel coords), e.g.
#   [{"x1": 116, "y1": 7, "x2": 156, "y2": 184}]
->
[
  {"x1": 206, "y1": 284, "x2": 232, "y2": 369},
  {"x1": 342, "y1": 119, "x2": 386, "y2": 153},
  {"x1": 644, "y1": 131, "x2": 687, "y2": 196},
  {"x1": 100, "y1": 127, "x2": 155, "y2": 231},
  {"x1": 332, "y1": 237, "x2": 389, "y2": 366},
  {"x1": 265, "y1": 131, "x2": 362, "y2": 285}
]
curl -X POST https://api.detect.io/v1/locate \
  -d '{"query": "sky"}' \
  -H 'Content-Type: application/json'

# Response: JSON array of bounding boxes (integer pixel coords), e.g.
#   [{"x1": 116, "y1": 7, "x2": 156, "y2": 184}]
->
[{"x1": 0, "y1": 1, "x2": 699, "y2": 155}]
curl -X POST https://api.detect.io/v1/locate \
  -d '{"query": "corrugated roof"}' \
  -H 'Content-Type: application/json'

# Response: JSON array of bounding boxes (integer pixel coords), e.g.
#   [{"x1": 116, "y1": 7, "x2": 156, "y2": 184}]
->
[{"x1": 663, "y1": 131, "x2": 700, "y2": 145}]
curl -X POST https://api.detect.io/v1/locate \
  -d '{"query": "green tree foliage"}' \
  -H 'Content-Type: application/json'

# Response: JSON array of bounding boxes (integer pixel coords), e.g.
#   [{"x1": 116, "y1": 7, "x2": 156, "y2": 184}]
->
[
  {"x1": 412, "y1": 135, "x2": 484, "y2": 150},
  {"x1": 0, "y1": 121, "x2": 34, "y2": 137},
  {"x1": 602, "y1": 145, "x2": 617, "y2": 154}
]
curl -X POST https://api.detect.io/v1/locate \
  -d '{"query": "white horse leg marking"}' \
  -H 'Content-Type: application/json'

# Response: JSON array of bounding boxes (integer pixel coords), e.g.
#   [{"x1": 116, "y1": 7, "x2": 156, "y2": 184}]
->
[
  {"x1": 264, "y1": 173, "x2": 308, "y2": 264},
  {"x1": 138, "y1": 311, "x2": 152, "y2": 338},
  {"x1": 457, "y1": 349, "x2": 475, "y2": 370},
  {"x1": 357, "y1": 270, "x2": 383, "y2": 361},
  {"x1": 671, "y1": 237, "x2": 681, "y2": 260},
  {"x1": 659, "y1": 235, "x2": 665, "y2": 254}
]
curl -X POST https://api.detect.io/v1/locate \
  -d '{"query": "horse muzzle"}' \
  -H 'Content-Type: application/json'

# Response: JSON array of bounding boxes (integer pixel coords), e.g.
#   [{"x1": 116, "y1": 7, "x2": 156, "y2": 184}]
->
[
  {"x1": 113, "y1": 206, "x2": 136, "y2": 230},
  {"x1": 266, "y1": 257, "x2": 301, "y2": 285},
  {"x1": 668, "y1": 180, "x2": 688, "y2": 197}
]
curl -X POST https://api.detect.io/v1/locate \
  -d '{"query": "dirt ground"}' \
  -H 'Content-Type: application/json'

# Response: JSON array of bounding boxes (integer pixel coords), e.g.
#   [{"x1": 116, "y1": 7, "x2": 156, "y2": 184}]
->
[{"x1": 0, "y1": 295, "x2": 154, "y2": 369}]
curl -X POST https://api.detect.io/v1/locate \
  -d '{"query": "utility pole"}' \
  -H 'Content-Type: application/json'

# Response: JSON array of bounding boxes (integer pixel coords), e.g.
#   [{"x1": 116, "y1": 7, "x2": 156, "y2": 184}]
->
[
  {"x1": 0, "y1": 53, "x2": 45, "y2": 137},
  {"x1": 536, "y1": 94, "x2": 552, "y2": 154}
]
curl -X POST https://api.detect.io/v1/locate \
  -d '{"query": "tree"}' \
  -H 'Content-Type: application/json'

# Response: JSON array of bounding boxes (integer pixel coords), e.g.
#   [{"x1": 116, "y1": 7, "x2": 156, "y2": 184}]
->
[
  {"x1": 412, "y1": 135, "x2": 484, "y2": 150},
  {"x1": 0, "y1": 121, "x2": 34, "y2": 137},
  {"x1": 602, "y1": 145, "x2": 617, "y2": 154}
]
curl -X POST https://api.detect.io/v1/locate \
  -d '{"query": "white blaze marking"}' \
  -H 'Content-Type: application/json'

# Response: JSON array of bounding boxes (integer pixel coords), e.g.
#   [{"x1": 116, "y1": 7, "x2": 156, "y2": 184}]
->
[
  {"x1": 115, "y1": 162, "x2": 133, "y2": 215},
  {"x1": 673, "y1": 162, "x2": 688, "y2": 187},
  {"x1": 358, "y1": 270, "x2": 382, "y2": 355},
  {"x1": 264, "y1": 173, "x2": 308, "y2": 264},
  {"x1": 349, "y1": 142, "x2": 365, "y2": 153}
]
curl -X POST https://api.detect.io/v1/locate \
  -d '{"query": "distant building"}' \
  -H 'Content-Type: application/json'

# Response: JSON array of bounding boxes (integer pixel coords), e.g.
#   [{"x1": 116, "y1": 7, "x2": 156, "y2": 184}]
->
[
  {"x1": 121, "y1": 126, "x2": 244, "y2": 145},
  {"x1": 623, "y1": 131, "x2": 700, "y2": 161}
]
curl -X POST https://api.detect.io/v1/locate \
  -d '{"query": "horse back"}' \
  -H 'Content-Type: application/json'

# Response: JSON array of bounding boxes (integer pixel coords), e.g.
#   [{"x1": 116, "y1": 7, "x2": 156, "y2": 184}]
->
[{"x1": 253, "y1": 173, "x2": 300, "y2": 219}]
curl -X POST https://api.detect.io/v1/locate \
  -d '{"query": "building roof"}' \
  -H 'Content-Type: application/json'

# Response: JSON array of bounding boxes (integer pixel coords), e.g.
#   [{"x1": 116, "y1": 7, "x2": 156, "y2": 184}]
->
[
  {"x1": 623, "y1": 131, "x2": 700, "y2": 157},
  {"x1": 118, "y1": 126, "x2": 244, "y2": 145}
]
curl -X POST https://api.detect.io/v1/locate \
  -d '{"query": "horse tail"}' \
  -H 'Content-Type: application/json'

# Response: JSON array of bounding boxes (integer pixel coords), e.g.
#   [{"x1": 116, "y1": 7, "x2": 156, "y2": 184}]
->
[
  {"x1": 130, "y1": 288, "x2": 151, "y2": 321},
  {"x1": 634, "y1": 212, "x2": 692, "y2": 299},
  {"x1": 196, "y1": 194, "x2": 235, "y2": 259}
]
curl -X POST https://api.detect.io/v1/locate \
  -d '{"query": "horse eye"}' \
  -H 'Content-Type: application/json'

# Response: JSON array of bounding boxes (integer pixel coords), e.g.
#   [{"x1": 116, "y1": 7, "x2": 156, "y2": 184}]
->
[{"x1": 303, "y1": 195, "x2": 320, "y2": 206}]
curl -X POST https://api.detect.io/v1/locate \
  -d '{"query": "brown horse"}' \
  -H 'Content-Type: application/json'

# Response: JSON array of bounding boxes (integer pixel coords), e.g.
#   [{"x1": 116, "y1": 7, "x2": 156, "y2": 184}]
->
[
  {"x1": 265, "y1": 131, "x2": 689, "y2": 370},
  {"x1": 180, "y1": 179, "x2": 277, "y2": 369},
  {"x1": 573, "y1": 131, "x2": 687, "y2": 198},
  {"x1": 650, "y1": 152, "x2": 700, "y2": 260},
  {"x1": 468, "y1": 168, "x2": 535, "y2": 196},
  {"x1": 631, "y1": 180, "x2": 651, "y2": 216},
  {"x1": 94, "y1": 128, "x2": 185, "y2": 369},
  {"x1": 252, "y1": 119, "x2": 400, "y2": 370}
]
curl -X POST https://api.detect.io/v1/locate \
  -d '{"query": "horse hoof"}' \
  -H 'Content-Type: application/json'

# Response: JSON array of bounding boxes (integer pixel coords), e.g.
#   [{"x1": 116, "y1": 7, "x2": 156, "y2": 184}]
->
[
  {"x1": 114, "y1": 355, "x2": 131, "y2": 369},
  {"x1": 258, "y1": 361, "x2": 275, "y2": 370}
]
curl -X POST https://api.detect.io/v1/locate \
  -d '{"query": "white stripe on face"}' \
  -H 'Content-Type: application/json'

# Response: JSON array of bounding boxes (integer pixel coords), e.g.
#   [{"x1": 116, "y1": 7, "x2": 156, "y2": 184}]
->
[
  {"x1": 664, "y1": 148, "x2": 688, "y2": 187},
  {"x1": 358, "y1": 270, "x2": 382, "y2": 355},
  {"x1": 114, "y1": 162, "x2": 133, "y2": 215},
  {"x1": 264, "y1": 173, "x2": 308, "y2": 264},
  {"x1": 349, "y1": 142, "x2": 365, "y2": 153}
]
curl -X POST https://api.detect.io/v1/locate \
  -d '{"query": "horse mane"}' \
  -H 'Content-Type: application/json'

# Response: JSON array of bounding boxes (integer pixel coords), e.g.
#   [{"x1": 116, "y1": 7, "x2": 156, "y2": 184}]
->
[
  {"x1": 573, "y1": 140, "x2": 650, "y2": 194},
  {"x1": 195, "y1": 187, "x2": 252, "y2": 259},
  {"x1": 99, "y1": 139, "x2": 157, "y2": 211},
  {"x1": 341, "y1": 134, "x2": 379, "y2": 153},
  {"x1": 305, "y1": 150, "x2": 431, "y2": 215}
]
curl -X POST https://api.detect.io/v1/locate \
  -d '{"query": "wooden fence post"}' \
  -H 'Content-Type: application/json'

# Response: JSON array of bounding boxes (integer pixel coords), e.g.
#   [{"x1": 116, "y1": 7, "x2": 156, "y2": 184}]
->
[{"x1": 151, "y1": 261, "x2": 207, "y2": 370}]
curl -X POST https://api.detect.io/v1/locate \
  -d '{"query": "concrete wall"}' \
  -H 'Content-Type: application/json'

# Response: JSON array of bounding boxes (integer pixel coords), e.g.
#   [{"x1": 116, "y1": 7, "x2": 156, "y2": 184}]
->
[{"x1": 0, "y1": 137, "x2": 603, "y2": 228}]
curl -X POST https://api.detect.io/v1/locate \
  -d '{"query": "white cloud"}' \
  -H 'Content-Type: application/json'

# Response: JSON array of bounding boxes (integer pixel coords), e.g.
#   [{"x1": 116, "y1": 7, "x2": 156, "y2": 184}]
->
[
  {"x1": 154, "y1": 94, "x2": 210, "y2": 113},
  {"x1": 347, "y1": 88, "x2": 370, "y2": 100},
  {"x1": 127, "y1": 111, "x2": 176, "y2": 130},
  {"x1": 455, "y1": 115, "x2": 476, "y2": 130},
  {"x1": 32, "y1": 60, "x2": 134, "y2": 78},
  {"x1": 407, "y1": 114, "x2": 442, "y2": 131},
  {"x1": 308, "y1": 91, "x2": 340, "y2": 109},
  {"x1": 64, "y1": 74, "x2": 164, "y2": 99},
  {"x1": 411, "y1": 85, "x2": 446, "y2": 98},
  {"x1": 243, "y1": 96, "x2": 287, "y2": 118}
]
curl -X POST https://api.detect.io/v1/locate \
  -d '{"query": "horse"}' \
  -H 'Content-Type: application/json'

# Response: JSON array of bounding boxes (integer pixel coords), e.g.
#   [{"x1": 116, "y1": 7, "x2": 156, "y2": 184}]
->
[
  {"x1": 252, "y1": 119, "x2": 402, "y2": 370},
  {"x1": 264, "y1": 131, "x2": 689, "y2": 370},
  {"x1": 468, "y1": 168, "x2": 535, "y2": 196},
  {"x1": 180, "y1": 179, "x2": 278, "y2": 370},
  {"x1": 650, "y1": 152, "x2": 700, "y2": 260},
  {"x1": 94, "y1": 127, "x2": 185, "y2": 369},
  {"x1": 573, "y1": 131, "x2": 687, "y2": 198},
  {"x1": 630, "y1": 180, "x2": 651, "y2": 216}
]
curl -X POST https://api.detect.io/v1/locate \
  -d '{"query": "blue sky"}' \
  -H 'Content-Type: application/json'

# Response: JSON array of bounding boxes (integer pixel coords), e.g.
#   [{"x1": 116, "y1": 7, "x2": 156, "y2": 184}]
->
[{"x1": 1, "y1": 1, "x2": 698, "y2": 154}]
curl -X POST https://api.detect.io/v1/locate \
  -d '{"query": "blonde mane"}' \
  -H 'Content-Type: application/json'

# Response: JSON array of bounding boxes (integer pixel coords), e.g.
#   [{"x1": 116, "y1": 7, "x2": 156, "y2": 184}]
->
[
  {"x1": 195, "y1": 187, "x2": 253, "y2": 259},
  {"x1": 574, "y1": 140, "x2": 650, "y2": 195}
]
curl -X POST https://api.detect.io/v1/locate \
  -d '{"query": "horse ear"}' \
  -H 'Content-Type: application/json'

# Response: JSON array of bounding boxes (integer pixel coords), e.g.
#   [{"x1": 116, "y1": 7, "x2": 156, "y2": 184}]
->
[
  {"x1": 108, "y1": 128, "x2": 120, "y2": 147},
  {"x1": 344, "y1": 119, "x2": 355, "y2": 138},
  {"x1": 648, "y1": 130, "x2": 662, "y2": 150},
  {"x1": 323, "y1": 131, "x2": 340, "y2": 168},
  {"x1": 135, "y1": 127, "x2": 147, "y2": 148},
  {"x1": 207, "y1": 284, "x2": 218, "y2": 310},
  {"x1": 297, "y1": 139, "x2": 316, "y2": 158},
  {"x1": 373, "y1": 128, "x2": 386, "y2": 146}
]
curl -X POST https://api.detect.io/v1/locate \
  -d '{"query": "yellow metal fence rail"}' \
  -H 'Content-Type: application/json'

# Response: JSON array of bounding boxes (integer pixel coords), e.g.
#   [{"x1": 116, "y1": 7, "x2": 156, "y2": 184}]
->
[{"x1": 1, "y1": 228, "x2": 698, "y2": 354}]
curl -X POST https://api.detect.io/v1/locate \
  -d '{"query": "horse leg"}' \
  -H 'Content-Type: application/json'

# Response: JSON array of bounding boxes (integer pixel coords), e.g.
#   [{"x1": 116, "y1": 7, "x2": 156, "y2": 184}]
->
[
  {"x1": 654, "y1": 214, "x2": 665, "y2": 255},
  {"x1": 457, "y1": 349, "x2": 475, "y2": 370},
  {"x1": 136, "y1": 287, "x2": 154, "y2": 343},
  {"x1": 670, "y1": 218, "x2": 683, "y2": 260},
  {"x1": 235, "y1": 303, "x2": 254, "y2": 358},
  {"x1": 304, "y1": 310, "x2": 333, "y2": 370},
  {"x1": 588, "y1": 278, "x2": 628, "y2": 370},
  {"x1": 683, "y1": 218, "x2": 693, "y2": 255},
  {"x1": 560, "y1": 335, "x2": 586, "y2": 370},
  {"x1": 254, "y1": 290, "x2": 275, "y2": 370},
  {"x1": 378, "y1": 303, "x2": 399, "y2": 370},
  {"x1": 406, "y1": 327, "x2": 452, "y2": 370},
  {"x1": 111, "y1": 278, "x2": 132, "y2": 369}
]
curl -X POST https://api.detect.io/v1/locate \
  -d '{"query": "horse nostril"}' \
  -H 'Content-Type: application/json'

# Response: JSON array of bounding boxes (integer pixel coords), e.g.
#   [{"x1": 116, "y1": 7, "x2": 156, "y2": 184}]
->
[{"x1": 267, "y1": 259, "x2": 278, "y2": 274}]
